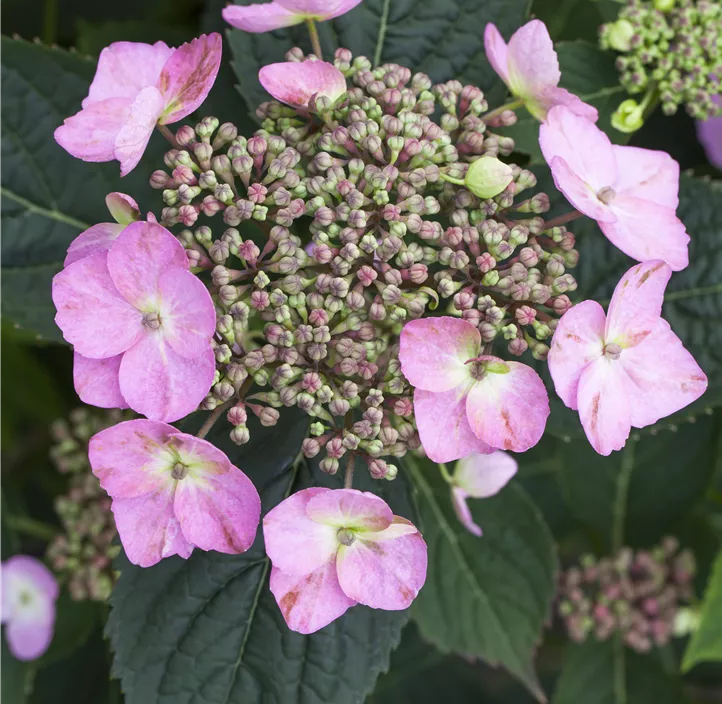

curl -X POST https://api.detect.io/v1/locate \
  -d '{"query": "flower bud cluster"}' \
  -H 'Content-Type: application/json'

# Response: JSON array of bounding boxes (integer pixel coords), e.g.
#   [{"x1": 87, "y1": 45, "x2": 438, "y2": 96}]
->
[
  {"x1": 558, "y1": 538, "x2": 695, "y2": 653},
  {"x1": 46, "y1": 408, "x2": 127, "y2": 601},
  {"x1": 601, "y1": 0, "x2": 722, "y2": 119},
  {"x1": 149, "y1": 48, "x2": 579, "y2": 480}
]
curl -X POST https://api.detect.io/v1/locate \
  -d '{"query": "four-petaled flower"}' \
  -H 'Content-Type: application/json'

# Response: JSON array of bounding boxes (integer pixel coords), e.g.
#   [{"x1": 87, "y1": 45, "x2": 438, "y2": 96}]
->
[
  {"x1": 259, "y1": 60, "x2": 347, "y2": 109},
  {"x1": 484, "y1": 20, "x2": 598, "y2": 121},
  {"x1": 223, "y1": 0, "x2": 363, "y2": 33},
  {"x1": 1, "y1": 556, "x2": 58, "y2": 661},
  {"x1": 53, "y1": 221, "x2": 216, "y2": 421},
  {"x1": 548, "y1": 260, "x2": 707, "y2": 455},
  {"x1": 88, "y1": 419, "x2": 261, "y2": 567},
  {"x1": 399, "y1": 317, "x2": 550, "y2": 462},
  {"x1": 264, "y1": 488, "x2": 427, "y2": 634},
  {"x1": 55, "y1": 35, "x2": 222, "y2": 176},
  {"x1": 540, "y1": 105, "x2": 690, "y2": 271}
]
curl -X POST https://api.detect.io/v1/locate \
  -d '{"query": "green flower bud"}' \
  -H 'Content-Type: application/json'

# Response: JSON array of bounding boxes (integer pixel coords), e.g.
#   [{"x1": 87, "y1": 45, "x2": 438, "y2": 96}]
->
[
  {"x1": 464, "y1": 157, "x2": 513, "y2": 199},
  {"x1": 612, "y1": 99, "x2": 645, "y2": 133},
  {"x1": 606, "y1": 19, "x2": 635, "y2": 52}
]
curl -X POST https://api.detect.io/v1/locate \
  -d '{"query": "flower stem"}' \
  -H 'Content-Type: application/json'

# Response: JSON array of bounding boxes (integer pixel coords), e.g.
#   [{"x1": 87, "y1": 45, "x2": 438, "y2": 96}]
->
[
  {"x1": 306, "y1": 19, "x2": 323, "y2": 60},
  {"x1": 438, "y1": 463, "x2": 453, "y2": 484},
  {"x1": 196, "y1": 399, "x2": 234, "y2": 440},
  {"x1": 483, "y1": 98, "x2": 524, "y2": 123},
  {"x1": 157, "y1": 124, "x2": 179, "y2": 148},
  {"x1": 439, "y1": 172, "x2": 466, "y2": 186},
  {"x1": 344, "y1": 453, "x2": 356, "y2": 489},
  {"x1": 5, "y1": 515, "x2": 58, "y2": 541},
  {"x1": 543, "y1": 210, "x2": 583, "y2": 230}
]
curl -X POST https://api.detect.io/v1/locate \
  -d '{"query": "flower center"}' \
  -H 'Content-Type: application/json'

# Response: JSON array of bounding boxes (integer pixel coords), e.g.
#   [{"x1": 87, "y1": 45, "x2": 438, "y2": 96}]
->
[
  {"x1": 603, "y1": 342, "x2": 622, "y2": 360},
  {"x1": 142, "y1": 312, "x2": 162, "y2": 330},
  {"x1": 171, "y1": 462, "x2": 188, "y2": 480},
  {"x1": 597, "y1": 186, "x2": 616, "y2": 205},
  {"x1": 337, "y1": 528, "x2": 356, "y2": 546},
  {"x1": 468, "y1": 361, "x2": 486, "y2": 380}
]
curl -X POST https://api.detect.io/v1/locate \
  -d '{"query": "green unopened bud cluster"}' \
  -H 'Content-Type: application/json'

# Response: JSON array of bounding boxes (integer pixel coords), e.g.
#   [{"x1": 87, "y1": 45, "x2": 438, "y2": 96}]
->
[
  {"x1": 601, "y1": 0, "x2": 722, "y2": 120},
  {"x1": 150, "y1": 47, "x2": 580, "y2": 480}
]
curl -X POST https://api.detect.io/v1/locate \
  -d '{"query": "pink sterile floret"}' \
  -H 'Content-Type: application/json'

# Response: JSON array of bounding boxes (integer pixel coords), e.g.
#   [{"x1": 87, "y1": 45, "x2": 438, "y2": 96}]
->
[
  {"x1": 54, "y1": 34, "x2": 222, "y2": 176},
  {"x1": 548, "y1": 260, "x2": 707, "y2": 456},
  {"x1": 450, "y1": 451, "x2": 518, "y2": 537},
  {"x1": 697, "y1": 96, "x2": 722, "y2": 169},
  {"x1": 223, "y1": 0, "x2": 363, "y2": 33},
  {"x1": 88, "y1": 419, "x2": 261, "y2": 567},
  {"x1": 263, "y1": 487, "x2": 427, "y2": 634},
  {"x1": 399, "y1": 317, "x2": 549, "y2": 462},
  {"x1": 540, "y1": 105, "x2": 690, "y2": 271},
  {"x1": 259, "y1": 61, "x2": 348, "y2": 109},
  {"x1": 1, "y1": 556, "x2": 59, "y2": 661},
  {"x1": 484, "y1": 20, "x2": 597, "y2": 122},
  {"x1": 52, "y1": 221, "x2": 216, "y2": 422}
]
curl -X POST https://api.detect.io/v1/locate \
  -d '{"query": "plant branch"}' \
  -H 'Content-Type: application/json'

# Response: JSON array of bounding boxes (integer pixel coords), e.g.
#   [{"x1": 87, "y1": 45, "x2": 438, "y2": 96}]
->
[
  {"x1": 196, "y1": 399, "x2": 234, "y2": 440},
  {"x1": 543, "y1": 210, "x2": 584, "y2": 230},
  {"x1": 306, "y1": 19, "x2": 323, "y2": 59}
]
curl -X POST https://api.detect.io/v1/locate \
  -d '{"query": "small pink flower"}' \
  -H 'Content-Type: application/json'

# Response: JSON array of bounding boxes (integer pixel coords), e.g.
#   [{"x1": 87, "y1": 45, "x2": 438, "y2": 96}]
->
[
  {"x1": 450, "y1": 451, "x2": 518, "y2": 537},
  {"x1": 223, "y1": 0, "x2": 363, "y2": 33},
  {"x1": 1, "y1": 556, "x2": 58, "y2": 661},
  {"x1": 484, "y1": 20, "x2": 597, "y2": 121},
  {"x1": 259, "y1": 61, "x2": 347, "y2": 109},
  {"x1": 697, "y1": 96, "x2": 722, "y2": 169},
  {"x1": 54, "y1": 35, "x2": 222, "y2": 176},
  {"x1": 540, "y1": 105, "x2": 690, "y2": 271},
  {"x1": 548, "y1": 260, "x2": 707, "y2": 455},
  {"x1": 53, "y1": 221, "x2": 216, "y2": 421},
  {"x1": 88, "y1": 419, "x2": 261, "y2": 567},
  {"x1": 263, "y1": 488, "x2": 427, "y2": 634},
  {"x1": 399, "y1": 317, "x2": 549, "y2": 462}
]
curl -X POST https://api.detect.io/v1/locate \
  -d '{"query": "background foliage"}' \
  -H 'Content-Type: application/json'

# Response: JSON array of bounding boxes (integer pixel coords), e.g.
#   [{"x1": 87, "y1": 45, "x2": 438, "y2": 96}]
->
[{"x1": 2, "y1": 0, "x2": 721, "y2": 702}]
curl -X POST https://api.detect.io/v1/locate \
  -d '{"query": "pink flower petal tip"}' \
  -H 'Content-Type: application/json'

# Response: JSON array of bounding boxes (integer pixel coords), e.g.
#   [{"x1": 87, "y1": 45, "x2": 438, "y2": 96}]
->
[
  {"x1": 223, "y1": 0, "x2": 363, "y2": 33},
  {"x1": 259, "y1": 61, "x2": 347, "y2": 108}
]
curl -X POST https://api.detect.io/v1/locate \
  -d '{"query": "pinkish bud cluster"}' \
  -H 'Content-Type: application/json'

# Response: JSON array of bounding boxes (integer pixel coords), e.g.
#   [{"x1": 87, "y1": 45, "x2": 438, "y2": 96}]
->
[
  {"x1": 558, "y1": 538, "x2": 695, "y2": 653},
  {"x1": 149, "y1": 47, "x2": 579, "y2": 478}
]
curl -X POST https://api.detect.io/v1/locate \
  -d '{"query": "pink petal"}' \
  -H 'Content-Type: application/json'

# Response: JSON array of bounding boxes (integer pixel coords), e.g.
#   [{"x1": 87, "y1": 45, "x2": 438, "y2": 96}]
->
[
  {"x1": 158, "y1": 34, "x2": 222, "y2": 124},
  {"x1": 84, "y1": 40, "x2": 173, "y2": 106},
  {"x1": 73, "y1": 352, "x2": 128, "y2": 409},
  {"x1": 2, "y1": 556, "x2": 59, "y2": 606},
  {"x1": 611, "y1": 145, "x2": 680, "y2": 208},
  {"x1": 399, "y1": 317, "x2": 479, "y2": 392},
  {"x1": 336, "y1": 518, "x2": 427, "y2": 610},
  {"x1": 540, "y1": 105, "x2": 617, "y2": 193},
  {"x1": 106, "y1": 221, "x2": 188, "y2": 309},
  {"x1": 621, "y1": 319, "x2": 707, "y2": 428},
  {"x1": 549, "y1": 156, "x2": 617, "y2": 222},
  {"x1": 52, "y1": 252, "x2": 143, "y2": 359},
  {"x1": 269, "y1": 562, "x2": 356, "y2": 635},
  {"x1": 483, "y1": 23, "x2": 510, "y2": 86},
  {"x1": 453, "y1": 451, "x2": 518, "y2": 498},
  {"x1": 533, "y1": 86, "x2": 599, "y2": 122},
  {"x1": 697, "y1": 111, "x2": 722, "y2": 169},
  {"x1": 450, "y1": 487, "x2": 482, "y2": 537},
  {"x1": 119, "y1": 337, "x2": 216, "y2": 422},
  {"x1": 6, "y1": 616, "x2": 55, "y2": 661},
  {"x1": 605, "y1": 260, "x2": 671, "y2": 346},
  {"x1": 113, "y1": 86, "x2": 165, "y2": 177},
  {"x1": 88, "y1": 418, "x2": 177, "y2": 498},
  {"x1": 276, "y1": 0, "x2": 362, "y2": 16},
  {"x1": 111, "y1": 488, "x2": 194, "y2": 567},
  {"x1": 64, "y1": 222, "x2": 124, "y2": 267},
  {"x1": 157, "y1": 268, "x2": 216, "y2": 359},
  {"x1": 263, "y1": 488, "x2": 339, "y2": 576},
  {"x1": 173, "y1": 436, "x2": 260, "y2": 554},
  {"x1": 601, "y1": 196, "x2": 690, "y2": 271},
  {"x1": 547, "y1": 300, "x2": 606, "y2": 409},
  {"x1": 259, "y1": 61, "x2": 347, "y2": 108},
  {"x1": 466, "y1": 360, "x2": 549, "y2": 452},
  {"x1": 54, "y1": 97, "x2": 131, "y2": 163},
  {"x1": 506, "y1": 20, "x2": 560, "y2": 102},
  {"x1": 106, "y1": 192, "x2": 141, "y2": 225},
  {"x1": 414, "y1": 385, "x2": 496, "y2": 463},
  {"x1": 577, "y1": 358, "x2": 632, "y2": 456},
  {"x1": 305, "y1": 489, "x2": 393, "y2": 532},
  {"x1": 222, "y1": 2, "x2": 302, "y2": 32}
]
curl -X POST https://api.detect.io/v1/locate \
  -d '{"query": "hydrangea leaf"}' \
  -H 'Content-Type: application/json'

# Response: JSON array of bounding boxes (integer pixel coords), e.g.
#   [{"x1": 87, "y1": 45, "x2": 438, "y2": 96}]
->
[{"x1": 683, "y1": 550, "x2": 722, "y2": 672}]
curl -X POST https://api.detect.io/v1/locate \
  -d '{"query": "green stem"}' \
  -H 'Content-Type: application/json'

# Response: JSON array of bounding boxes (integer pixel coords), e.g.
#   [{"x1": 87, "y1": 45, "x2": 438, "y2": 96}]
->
[
  {"x1": 344, "y1": 453, "x2": 356, "y2": 489},
  {"x1": 438, "y1": 463, "x2": 453, "y2": 484},
  {"x1": 373, "y1": 0, "x2": 392, "y2": 66},
  {"x1": 42, "y1": 0, "x2": 58, "y2": 45},
  {"x1": 157, "y1": 124, "x2": 179, "y2": 148},
  {"x1": 612, "y1": 439, "x2": 637, "y2": 552},
  {"x1": 306, "y1": 19, "x2": 323, "y2": 59},
  {"x1": 439, "y1": 173, "x2": 466, "y2": 186},
  {"x1": 5, "y1": 515, "x2": 58, "y2": 541},
  {"x1": 196, "y1": 399, "x2": 234, "y2": 440},
  {"x1": 483, "y1": 98, "x2": 524, "y2": 123}
]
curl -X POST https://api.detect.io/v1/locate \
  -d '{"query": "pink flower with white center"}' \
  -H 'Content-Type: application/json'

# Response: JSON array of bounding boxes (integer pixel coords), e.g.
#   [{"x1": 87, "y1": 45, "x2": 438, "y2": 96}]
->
[
  {"x1": 88, "y1": 419, "x2": 261, "y2": 567},
  {"x1": 399, "y1": 317, "x2": 549, "y2": 462},
  {"x1": 548, "y1": 261, "x2": 707, "y2": 456},
  {"x1": 223, "y1": 0, "x2": 363, "y2": 33},
  {"x1": 540, "y1": 105, "x2": 690, "y2": 271},
  {"x1": 54, "y1": 35, "x2": 222, "y2": 176},
  {"x1": 1, "y1": 556, "x2": 58, "y2": 661},
  {"x1": 484, "y1": 20, "x2": 597, "y2": 122},
  {"x1": 52, "y1": 221, "x2": 216, "y2": 421},
  {"x1": 450, "y1": 451, "x2": 518, "y2": 537},
  {"x1": 264, "y1": 488, "x2": 426, "y2": 634},
  {"x1": 259, "y1": 61, "x2": 347, "y2": 109}
]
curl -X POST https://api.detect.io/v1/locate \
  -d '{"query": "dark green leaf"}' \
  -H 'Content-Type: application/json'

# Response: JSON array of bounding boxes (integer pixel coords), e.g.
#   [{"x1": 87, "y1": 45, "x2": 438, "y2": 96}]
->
[
  {"x1": 683, "y1": 551, "x2": 722, "y2": 672},
  {"x1": 1, "y1": 638, "x2": 32, "y2": 704},
  {"x1": 76, "y1": 19, "x2": 193, "y2": 56},
  {"x1": 407, "y1": 456, "x2": 557, "y2": 701}
]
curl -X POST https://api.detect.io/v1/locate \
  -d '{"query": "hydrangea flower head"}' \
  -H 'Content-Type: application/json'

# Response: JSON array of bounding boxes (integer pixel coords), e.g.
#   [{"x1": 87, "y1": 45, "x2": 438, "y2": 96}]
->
[
  {"x1": 88, "y1": 419, "x2": 261, "y2": 567},
  {"x1": 223, "y1": 0, "x2": 363, "y2": 33},
  {"x1": 264, "y1": 488, "x2": 427, "y2": 634},
  {"x1": 1, "y1": 556, "x2": 58, "y2": 661},
  {"x1": 54, "y1": 35, "x2": 222, "y2": 176},
  {"x1": 484, "y1": 20, "x2": 598, "y2": 121},
  {"x1": 53, "y1": 221, "x2": 216, "y2": 421},
  {"x1": 450, "y1": 451, "x2": 518, "y2": 537},
  {"x1": 540, "y1": 105, "x2": 690, "y2": 271},
  {"x1": 399, "y1": 317, "x2": 549, "y2": 462},
  {"x1": 548, "y1": 261, "x2": 707, "y2": 455},
  {"x1": 259, "y1": 61, "x2": 347, "y2": 108}
]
